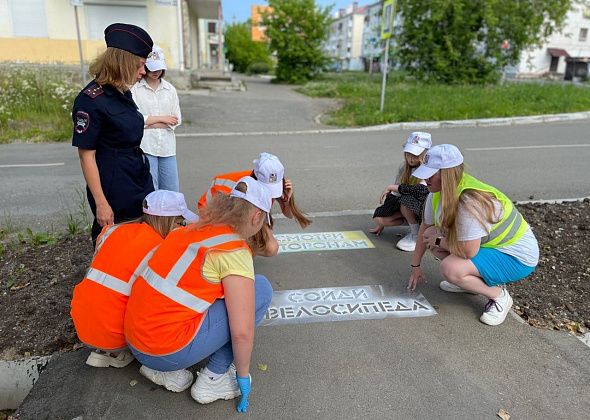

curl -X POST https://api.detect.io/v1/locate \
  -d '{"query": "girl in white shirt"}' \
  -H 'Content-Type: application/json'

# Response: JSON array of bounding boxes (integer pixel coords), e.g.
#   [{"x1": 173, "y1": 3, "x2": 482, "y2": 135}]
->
[{"x1": 131, "y1": 45, "x2": 181, "y2": 192}]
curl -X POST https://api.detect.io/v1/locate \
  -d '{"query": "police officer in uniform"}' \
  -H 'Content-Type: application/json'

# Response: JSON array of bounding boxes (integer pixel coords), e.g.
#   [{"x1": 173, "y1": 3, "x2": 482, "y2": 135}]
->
[{"x1": 72, "y1": 23, "x2": 155, "y2": 245}]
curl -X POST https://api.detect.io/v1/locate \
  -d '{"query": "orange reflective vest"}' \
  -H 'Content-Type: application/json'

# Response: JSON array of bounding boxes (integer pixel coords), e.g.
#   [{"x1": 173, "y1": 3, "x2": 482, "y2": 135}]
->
[
  {"x1": 197, "y1": 170, "x2": 252, "y2": 210},
  {"x1": 124, "y1": 224, "x2": 250, "y2": 356},
  {"x1": 70, "y1": 223, "x2": 162, "y2": 351}
]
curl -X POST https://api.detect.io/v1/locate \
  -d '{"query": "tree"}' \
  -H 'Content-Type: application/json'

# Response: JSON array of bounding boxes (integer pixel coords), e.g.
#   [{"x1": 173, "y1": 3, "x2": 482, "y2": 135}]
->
[
  {"x1": 262, "y1": 0, "x2": 332, "y2": 83},
  {"x1": 395, "y1": 0, "x2": 572, "y2": 84},
  {"x1": 224, "y1": 22, "x2": 271, "y2": 74}
]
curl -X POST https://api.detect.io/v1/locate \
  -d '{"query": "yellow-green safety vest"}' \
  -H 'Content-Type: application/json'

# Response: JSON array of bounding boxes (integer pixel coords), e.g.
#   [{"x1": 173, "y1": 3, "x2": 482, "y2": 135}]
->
[{"x1": 431, "y1": 173, "x2": 528, "y2": 248}]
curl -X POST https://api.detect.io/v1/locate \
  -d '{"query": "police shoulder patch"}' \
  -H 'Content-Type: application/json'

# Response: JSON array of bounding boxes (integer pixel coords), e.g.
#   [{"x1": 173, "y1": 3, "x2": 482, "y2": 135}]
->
[
  {"x1": 83, "y1": 83, "x2": 104, "y2": 99},
  {"x1": 75, "y1": 111, "x2": 90, "y2": 134}
]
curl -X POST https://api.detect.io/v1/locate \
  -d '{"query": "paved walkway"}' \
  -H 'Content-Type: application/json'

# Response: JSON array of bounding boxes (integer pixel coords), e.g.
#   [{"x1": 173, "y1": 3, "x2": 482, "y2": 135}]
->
[
  {"x1": 7, "y1": 76, "x2": 590, "y2": 419},
  {"x1": 176, "y1": 75, "x2": 336, "y2": 134}
]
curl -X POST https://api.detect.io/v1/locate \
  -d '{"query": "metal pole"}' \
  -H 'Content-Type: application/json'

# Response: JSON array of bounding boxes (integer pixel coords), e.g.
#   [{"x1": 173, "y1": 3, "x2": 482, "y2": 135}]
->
[
  {"x1": 379, "y1": 39, "x2": 389, "y2": 113},
  {"x1": 176, "y1": 0, "x2": 185, "y2": 71},
  {"x1": 74, "y1": 6, "x2": 87, "y2": 85}
]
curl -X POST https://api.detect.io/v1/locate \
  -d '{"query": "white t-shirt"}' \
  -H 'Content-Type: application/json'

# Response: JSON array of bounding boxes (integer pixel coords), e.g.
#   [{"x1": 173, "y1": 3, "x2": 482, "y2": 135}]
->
[
  {"x1": 423, "y1": 193, "x2": 539, "y2": 266},
  {"x1": 131, "y1": 78, "x2": 181, "y2": 157}
]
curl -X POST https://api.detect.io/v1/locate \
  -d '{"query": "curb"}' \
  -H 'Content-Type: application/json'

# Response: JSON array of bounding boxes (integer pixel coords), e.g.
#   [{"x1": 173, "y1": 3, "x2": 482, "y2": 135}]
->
[
  {"x1": 175, "y1": 111, "x2": 590, "y2": 138},
  {"x1": 0, "y1": 355, "x2": 51, "y2": 410}
]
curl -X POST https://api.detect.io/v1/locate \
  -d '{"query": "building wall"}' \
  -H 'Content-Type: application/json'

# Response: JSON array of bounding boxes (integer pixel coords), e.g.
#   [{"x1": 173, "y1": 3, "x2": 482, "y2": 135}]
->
[
  {"x1": 517, "y1": 4, "x2": 590, "y2": 75},
  {"x1": 361, "y1": 2, "x2": 381, "y2": 61},
  {"x1": 0, "y1": 0, "x2": 188, "y2": 69},
  {"x1": 251, "y1": 5, "x2": 271, "y2": 41}
]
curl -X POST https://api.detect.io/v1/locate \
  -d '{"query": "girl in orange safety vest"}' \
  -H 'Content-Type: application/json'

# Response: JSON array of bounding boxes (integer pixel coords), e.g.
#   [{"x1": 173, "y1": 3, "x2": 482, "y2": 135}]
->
[
  {"x1": 125, "y1": 176, "x2": 273, "y2": 413},
  {"x1": 198, "y1": 152, "x2": 312, "y2": 257},
  {"x1": 70, "y1": 190, "x2": 198, "y2": 368}
]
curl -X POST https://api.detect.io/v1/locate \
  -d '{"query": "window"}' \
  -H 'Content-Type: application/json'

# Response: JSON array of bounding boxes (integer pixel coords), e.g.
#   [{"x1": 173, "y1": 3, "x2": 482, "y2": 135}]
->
[
  {"x1": 579, "y1": 28, "x2": 588, "y2": 42},
  {"x1": 85, "y1": 4, "x2": 147, "y2": 40},
  {"x1": 208, "y1": 22, "x2": 217, "y2": 34},
  {"x1": 9, "y1": 0, "x2": 48, "y2": 37}
]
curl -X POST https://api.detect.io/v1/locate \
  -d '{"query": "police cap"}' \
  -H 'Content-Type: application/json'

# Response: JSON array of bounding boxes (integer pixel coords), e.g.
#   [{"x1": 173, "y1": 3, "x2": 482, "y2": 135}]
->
[{"x1": 104, "y1": 23, "x2": 153, "y2": 58}]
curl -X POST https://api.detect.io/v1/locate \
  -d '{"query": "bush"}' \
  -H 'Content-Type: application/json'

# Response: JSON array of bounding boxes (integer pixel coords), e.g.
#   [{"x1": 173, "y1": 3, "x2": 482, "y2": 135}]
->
[
  {"x1": 0, "y1": 65, "x2": 78, "y2": 143},
  {"x1": 247, "y1": 62, "x2": 271, "y2": 75}
]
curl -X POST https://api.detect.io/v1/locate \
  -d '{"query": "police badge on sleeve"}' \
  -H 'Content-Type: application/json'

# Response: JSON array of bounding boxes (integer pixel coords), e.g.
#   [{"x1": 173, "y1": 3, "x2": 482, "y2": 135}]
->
[{"x1": 75, "y1": 111, "x2": 90, "y2": 134}]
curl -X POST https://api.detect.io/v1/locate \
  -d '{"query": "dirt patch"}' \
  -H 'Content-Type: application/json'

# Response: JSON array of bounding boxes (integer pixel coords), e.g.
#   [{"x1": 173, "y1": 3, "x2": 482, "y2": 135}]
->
[
  {"x1": 0, "y1": 201, "x2": 588, "y2": 359},
  {"x1": 508, "y1": 201, "x2": 590, "y2": 334}
]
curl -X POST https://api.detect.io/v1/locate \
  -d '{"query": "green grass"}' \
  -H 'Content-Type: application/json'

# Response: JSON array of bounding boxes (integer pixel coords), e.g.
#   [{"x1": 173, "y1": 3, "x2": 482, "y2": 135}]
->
[
  {"x1": 297, "y1": 72, "x2": 590, "y2": 127},
  {"x1": 0, "y1": 65, "x2": 79, "y2": 143}
]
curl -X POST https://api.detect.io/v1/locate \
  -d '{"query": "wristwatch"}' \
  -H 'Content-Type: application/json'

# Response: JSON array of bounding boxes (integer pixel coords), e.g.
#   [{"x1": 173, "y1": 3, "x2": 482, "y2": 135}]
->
[{"x1": 435, "y1": 236, "x2": 443, "y2": 247}]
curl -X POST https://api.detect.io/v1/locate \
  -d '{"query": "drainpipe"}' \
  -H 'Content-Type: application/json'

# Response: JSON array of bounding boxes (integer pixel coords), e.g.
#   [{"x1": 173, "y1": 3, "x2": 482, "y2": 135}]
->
[
  {"x1": 218, "y1": 2, "x2": 223, "y2": 70},
  {"x1": 176, "y1": 0, "x2": 185, "y2": 71}
]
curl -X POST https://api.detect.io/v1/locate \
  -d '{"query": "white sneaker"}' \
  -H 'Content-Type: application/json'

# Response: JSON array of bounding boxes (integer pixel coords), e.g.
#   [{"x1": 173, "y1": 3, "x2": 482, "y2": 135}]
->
[
  {"x1": 439, "y1": 281, "x2": 477, "y2": 294},
  {"x1": 139, "y1": 365, "x2": 193, "y2": 392},
  {"x1": 191, "y1": 364, "x2": 240, "y2": 404},
  {"x1": 85, "y1": 349, "x2": 134, "y2": 368},
  {"x1": 396, "y1": 233, "x2": 416, "y2": 252},
  {"x1": 480, "y1": 289, "x2": 513, "y2": 326}
]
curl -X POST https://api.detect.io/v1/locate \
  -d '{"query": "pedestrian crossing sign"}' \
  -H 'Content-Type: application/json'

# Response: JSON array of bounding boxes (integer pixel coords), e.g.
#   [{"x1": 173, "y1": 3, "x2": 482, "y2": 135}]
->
[{"x1": 381, "y1": 0, "x2": 396, "y2": 40}]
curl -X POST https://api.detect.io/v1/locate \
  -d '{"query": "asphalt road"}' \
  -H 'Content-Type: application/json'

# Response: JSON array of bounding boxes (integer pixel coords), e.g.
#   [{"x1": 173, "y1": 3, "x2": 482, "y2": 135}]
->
[{"x1": 1, "y1": 120, "x2": 589, "y2": 231}]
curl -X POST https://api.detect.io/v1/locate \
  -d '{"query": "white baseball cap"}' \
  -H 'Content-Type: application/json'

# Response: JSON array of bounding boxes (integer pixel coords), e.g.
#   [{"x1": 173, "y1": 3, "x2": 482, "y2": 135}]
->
[
  {"x1": 143, "y1": 190, "x2": 198, "y2": 222},
  {"x1": 253, "y1": 152, "x2": 284, "y2": 199},
  {"x1": 146, "y1": 45, "x2": 167, "y2": 72},
  {"x1": 230, "y1": 176, "x2": 272, "y2": 224},
  {"x1": 403, "y1": 132, "x2": 432, "y2": 156},
  {"x1": 412, "y1": 144, "x2": 464, "y2": 179}
]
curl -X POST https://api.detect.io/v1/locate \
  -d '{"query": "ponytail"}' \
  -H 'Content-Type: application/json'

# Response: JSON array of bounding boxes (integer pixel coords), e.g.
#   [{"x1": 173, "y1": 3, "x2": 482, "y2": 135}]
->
[{"x1": 284, "y1": 193, "x2": 312, "y2": 228}]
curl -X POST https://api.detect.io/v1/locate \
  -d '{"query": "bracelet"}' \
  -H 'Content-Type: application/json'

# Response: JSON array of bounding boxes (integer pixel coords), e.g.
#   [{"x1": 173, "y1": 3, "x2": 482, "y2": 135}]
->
[{"x1": 411, "y1": 264, "x2": 420, "y2": 268}]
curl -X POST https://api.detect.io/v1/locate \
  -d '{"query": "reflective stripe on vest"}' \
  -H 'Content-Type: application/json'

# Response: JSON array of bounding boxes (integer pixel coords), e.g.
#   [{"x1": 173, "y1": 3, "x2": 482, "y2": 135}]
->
[
  {"x1": 480, "y1": 206, "x2": 521, "y2": 245},
  {"x1": 431, "y1": 173, "x2": 528, "y2": 248},
  {"x1": 205, "y1": 177, "x2": 239, "y2": 206},
  {"x1": 141, "y1": 233, "x2": 242, "y2": 311},
  {"x1": 85, "y1": 246, "x2": 158, "y2": 296},
  {"x1": 94, "y1": 224, "x2": 119, "y2": 256},
  {"x1": 86, "y1": 268, "x2": 132, "y2": 296}
]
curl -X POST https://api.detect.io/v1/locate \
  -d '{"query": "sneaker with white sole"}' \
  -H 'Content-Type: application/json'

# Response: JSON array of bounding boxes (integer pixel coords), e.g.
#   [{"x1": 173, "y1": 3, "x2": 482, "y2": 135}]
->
[
  {"x1": 85, "y1": 349, "x2": 134, "y2": 368},
  {"x1": 480, "y1": 288, "x2": 513, "y2": 326},
  {"x1": 191, "y1": 364, "x2": 240, "y2": 404},
  {"x1": 396, "y1": 233, "x2": 417, "y2": 252},
  {"x1": 139, "y1": 365, "x2": 193, "y2": 392},
  {"x1": 439, "y1": 280, "x2": 477, "y2": 294}
]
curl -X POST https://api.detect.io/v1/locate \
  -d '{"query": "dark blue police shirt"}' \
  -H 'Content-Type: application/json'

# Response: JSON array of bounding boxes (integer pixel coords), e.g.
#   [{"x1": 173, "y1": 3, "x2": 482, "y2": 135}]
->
[{"x1": 72, "y1": 81, "x2": 144, "y2": 150}]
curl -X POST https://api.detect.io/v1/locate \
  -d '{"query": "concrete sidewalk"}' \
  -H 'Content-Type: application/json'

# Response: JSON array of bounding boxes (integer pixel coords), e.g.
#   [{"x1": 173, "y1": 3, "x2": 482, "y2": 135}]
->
[
  {"x1": 176, "y1": 75, "x2": 336, "y2": 134},
  {"x1": 16, "y1": 215, "x2": 590, "y2": 419}
]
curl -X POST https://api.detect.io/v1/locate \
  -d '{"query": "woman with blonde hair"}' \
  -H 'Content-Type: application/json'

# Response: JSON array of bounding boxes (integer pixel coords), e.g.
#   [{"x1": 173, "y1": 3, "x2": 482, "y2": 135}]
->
[
  {"x1": 125, "y1": 176, "x2": 274, "y2": 413},
  {"x1": 407, "y1": 144, "x2": 539, "y2": 326},
  {"x1": 71, "y1": 190, "x2": 197, "y2": 368},
  {"x1": 72, "y1": 23, "x2": 155, "y2": 245}
]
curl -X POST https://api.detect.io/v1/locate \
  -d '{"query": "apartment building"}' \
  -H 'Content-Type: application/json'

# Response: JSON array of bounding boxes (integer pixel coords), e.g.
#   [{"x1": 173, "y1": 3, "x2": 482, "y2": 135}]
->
[
  {"x1": 251, "y1": 5, "x2": 271, "y2": 42},
  {"x1": 0, "y1": 0, "x2": 222, "y2": 70},
  {"x1": 325, "y1": 2, "x2": 366, "y2": 71},
  {"x1": 515, "y1": 3, "x2": 590, "y2": 80},
  {"x1": 360, "y1": 1, "x2": 382, "y2": 71}
]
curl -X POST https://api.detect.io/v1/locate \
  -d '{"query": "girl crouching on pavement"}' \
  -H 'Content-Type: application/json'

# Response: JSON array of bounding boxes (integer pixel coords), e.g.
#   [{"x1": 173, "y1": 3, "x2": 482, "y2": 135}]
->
[
  {"x1": 407, "y1": 144, "x2": 539, "y2": 326},
  {"x1": 70, "y1": 190, "x2": 197, "y2": 367},
  {"x1": 125, "y1": 176, "x2": 274, "y2": 413},
  {"x1": 198, "y1": 152, "x2": 312, "y2": 257}
]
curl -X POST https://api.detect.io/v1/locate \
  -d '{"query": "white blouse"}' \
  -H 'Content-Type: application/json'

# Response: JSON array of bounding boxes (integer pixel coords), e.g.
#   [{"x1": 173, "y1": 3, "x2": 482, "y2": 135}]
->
[{"x1": 131, "y1": 78, "x2": 181, "y2": 157}]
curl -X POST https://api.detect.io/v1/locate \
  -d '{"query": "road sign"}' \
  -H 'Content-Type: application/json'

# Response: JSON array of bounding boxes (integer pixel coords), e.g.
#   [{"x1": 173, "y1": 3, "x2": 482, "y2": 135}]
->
[{"x1": 381, "y1": 0, "x2": 396, "y2": 40}]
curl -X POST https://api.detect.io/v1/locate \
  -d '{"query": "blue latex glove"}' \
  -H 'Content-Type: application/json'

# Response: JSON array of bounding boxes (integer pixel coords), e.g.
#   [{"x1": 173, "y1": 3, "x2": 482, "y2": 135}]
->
[{"x1": 236, "y1": 374, "x2": 251, "y2": 413}]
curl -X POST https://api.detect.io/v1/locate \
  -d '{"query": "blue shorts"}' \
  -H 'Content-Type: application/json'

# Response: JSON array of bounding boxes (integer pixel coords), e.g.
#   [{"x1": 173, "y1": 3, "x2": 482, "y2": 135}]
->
[{"x1": 471, "y1": 247, "x2": 536, "y2": 287}]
